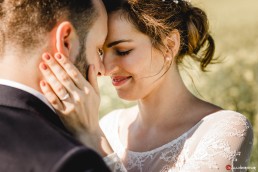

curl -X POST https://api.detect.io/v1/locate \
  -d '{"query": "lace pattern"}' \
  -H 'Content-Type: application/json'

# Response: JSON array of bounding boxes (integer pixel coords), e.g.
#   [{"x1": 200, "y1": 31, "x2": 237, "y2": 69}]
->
[
  {"x1": 104, "y1": 153, "x2": 127, "y2": 172},
  {"x1": 100, "y1": 110, "x2": 253, "y2": 172}
]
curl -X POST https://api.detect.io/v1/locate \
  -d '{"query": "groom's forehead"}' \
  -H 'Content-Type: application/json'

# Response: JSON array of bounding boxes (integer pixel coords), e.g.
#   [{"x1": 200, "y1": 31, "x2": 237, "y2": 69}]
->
[{"x1": 88, "y1": 0, "x2": 108, "y2": 42}]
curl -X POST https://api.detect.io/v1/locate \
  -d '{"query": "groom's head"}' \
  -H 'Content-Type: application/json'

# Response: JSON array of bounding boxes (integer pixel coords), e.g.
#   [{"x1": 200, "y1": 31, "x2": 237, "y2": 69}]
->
[{"x1": 0, "y1": 0, "x2": 107, "y2": 81}]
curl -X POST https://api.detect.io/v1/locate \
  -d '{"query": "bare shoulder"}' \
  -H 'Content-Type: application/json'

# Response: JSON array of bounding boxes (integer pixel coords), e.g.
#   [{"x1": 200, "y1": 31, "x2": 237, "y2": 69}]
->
[{"x1": 188, "y1": 99, "x2": 251, "y2": 131}]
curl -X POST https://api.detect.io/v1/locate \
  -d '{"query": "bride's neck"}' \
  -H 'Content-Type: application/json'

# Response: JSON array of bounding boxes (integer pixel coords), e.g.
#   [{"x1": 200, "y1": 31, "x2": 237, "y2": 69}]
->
[{"x1": 137, "y1": 69, "x2": 195, "y2": 128}]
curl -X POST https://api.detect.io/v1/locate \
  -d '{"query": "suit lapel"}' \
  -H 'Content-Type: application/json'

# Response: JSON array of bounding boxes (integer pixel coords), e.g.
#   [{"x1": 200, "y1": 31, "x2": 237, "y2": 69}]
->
[{"x1": 0, "y1": 85, "x2": 69, "y2": 133}]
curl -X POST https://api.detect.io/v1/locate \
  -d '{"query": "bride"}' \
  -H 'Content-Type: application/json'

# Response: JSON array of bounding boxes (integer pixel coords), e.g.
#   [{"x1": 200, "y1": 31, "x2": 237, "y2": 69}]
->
[{"x1": 39, "y1": 0, "x2": 253, "y2": 171}]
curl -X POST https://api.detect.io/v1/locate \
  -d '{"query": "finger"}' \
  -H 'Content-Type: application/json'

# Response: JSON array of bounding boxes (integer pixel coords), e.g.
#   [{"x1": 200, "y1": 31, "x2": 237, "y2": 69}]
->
[
  {"x1": 88, "y1": 65, "x2": 100, "y2": 95},
  {"x1": 39, "y1": 62, "x2": 70, "y2": 102},
  {"x1": 42, "y1": 53, "x2": 78, "y2": 92},
  {"x1": 53, "y1": 53, "x2": 91, "y2": 90},
  {"x1": 39, "y1": 80, "x2": 64, "y2": 111}
]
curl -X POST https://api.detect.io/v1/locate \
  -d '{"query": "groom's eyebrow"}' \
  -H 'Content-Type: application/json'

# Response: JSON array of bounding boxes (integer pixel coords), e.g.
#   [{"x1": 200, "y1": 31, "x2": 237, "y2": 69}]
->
[{"x1": 107, "y1": 39, "x2": 132, "y2": 48}]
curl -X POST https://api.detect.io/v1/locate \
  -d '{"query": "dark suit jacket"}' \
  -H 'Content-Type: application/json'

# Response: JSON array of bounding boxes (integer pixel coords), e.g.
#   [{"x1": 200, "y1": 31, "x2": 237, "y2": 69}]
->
[{"x1": 0, "y1": 85, "x2": 110, "y2": 172}]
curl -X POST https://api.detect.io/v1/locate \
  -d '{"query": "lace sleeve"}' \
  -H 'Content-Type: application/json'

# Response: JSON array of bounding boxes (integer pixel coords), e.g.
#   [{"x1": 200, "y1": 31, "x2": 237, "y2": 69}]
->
[
  {"x1": 104, "y1": 153, "x2": 127, "y2": 172},
  {"x1": 180, "y1": 111, "x2": 254, "y2": 172},
  {"x1": 100, "y1": 110, "x2": 128, "y2": 172}
]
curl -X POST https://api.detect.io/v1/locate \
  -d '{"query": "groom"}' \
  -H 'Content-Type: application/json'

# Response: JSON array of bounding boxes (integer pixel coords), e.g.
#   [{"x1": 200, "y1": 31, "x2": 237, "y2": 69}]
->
[{"x1": 0, "y1": 0, "x2": 110, "y2": 171}]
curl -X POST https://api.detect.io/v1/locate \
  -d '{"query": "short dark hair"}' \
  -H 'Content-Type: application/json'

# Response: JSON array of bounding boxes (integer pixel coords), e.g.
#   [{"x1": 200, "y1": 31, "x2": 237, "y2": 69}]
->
[{"x1": 0, "y1": 0, "x2": 97, "y2": 50}]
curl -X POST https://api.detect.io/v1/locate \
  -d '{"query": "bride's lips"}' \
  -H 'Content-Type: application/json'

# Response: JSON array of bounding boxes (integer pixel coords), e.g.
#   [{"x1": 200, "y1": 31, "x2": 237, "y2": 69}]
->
[{"x1": 112, "y1": 76, "x2": 132, "y2": 87}]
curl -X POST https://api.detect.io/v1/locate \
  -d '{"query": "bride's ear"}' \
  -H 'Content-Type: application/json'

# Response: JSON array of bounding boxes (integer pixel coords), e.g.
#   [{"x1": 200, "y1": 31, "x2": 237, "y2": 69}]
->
[
  {"x1": 164, "y1": 29, "x2": 180, "y2": 59},
  {"x1": 55, "y1": 21, "x2": 80, "y2": 62}
]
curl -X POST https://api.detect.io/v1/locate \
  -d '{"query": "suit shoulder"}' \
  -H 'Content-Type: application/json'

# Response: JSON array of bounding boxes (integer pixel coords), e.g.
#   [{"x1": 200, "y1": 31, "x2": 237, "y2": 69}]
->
[{"x1": 0, "y1": 106, "x2": 108, "y2": 171}]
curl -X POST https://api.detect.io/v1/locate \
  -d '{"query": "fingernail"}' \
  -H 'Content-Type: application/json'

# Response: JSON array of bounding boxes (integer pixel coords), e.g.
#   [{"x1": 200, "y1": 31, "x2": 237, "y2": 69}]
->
[
  {"x1": 43, "y1": 53, "x2": 50, "y2": 60},
  {"x1": 55, "y1": 53, "x2": 62, "y2": 59},
  {"x1": 41, "y1": 63, "x2": 47, "y2": 70}
]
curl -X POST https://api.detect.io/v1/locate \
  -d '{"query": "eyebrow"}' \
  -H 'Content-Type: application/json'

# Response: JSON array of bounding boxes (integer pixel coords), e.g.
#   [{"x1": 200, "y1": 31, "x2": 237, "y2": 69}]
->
[{"x1": 107, "y1": 39, "x2": 133, "y2": 48}]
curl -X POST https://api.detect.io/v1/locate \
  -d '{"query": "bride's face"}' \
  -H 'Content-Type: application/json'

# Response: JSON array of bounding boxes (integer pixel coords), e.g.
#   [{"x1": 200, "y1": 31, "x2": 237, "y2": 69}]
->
[{"x1": 103, "y1": 12, "x2": 168, "y2": 100}]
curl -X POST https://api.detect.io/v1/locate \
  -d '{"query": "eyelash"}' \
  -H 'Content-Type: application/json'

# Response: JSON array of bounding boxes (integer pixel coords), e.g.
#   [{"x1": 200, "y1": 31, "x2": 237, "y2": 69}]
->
[{"x1": 116, "y1": 49, "x2": 133, "y2": 56}]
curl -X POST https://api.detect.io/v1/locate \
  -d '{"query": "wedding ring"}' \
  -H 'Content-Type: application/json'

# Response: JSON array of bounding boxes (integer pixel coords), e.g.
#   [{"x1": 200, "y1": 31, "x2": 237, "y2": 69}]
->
[{"x1": 60, "y1": 93, "x2": 70, "y2": 101}]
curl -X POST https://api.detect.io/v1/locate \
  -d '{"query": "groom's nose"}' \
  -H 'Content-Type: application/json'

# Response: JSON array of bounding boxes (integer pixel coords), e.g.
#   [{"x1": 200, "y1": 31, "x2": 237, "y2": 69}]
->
[{"x1": 97, "y1": 61, "x2": 105, "y2": 76}]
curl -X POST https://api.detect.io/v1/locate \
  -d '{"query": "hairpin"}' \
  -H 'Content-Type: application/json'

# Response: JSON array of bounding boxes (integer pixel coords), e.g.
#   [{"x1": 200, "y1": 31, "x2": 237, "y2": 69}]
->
[{"x1": 162, "y1": 0, "x2": 191, "y2": 4}]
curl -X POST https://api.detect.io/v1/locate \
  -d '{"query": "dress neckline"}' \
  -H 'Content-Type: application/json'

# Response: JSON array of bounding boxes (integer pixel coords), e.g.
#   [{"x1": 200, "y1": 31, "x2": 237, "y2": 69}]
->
[{"x1": 115, "y1": 109, "x2": 228, "y2": 155}]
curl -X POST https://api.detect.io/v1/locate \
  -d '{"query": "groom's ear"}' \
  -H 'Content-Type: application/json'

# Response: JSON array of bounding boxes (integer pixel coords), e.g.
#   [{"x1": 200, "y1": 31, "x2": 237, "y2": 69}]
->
[{"x1": 55, "y1": 21, "x2": 80, "y2": 62}]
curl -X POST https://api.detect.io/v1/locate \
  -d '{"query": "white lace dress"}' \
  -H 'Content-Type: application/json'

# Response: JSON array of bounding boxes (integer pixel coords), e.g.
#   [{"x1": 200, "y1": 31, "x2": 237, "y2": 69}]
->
[{"x1": 101, "y1": 109, "x2": 253, "y2": 172}]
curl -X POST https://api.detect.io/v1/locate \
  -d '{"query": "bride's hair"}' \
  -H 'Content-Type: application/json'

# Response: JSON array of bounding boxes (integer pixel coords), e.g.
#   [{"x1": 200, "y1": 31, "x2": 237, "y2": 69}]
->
[
  {"x1": 0, "y1": 0, "x2": 97, "y2": 50},
  {"x1": 103, "y1": 0, "x2": 215, "y2": 71}
]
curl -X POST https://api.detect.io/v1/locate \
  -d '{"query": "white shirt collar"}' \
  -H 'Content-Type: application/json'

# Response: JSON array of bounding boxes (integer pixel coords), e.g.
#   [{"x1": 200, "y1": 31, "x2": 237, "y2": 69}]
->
[{"x1": 0, "y1": 79, "x2": 55, "y2": 112}]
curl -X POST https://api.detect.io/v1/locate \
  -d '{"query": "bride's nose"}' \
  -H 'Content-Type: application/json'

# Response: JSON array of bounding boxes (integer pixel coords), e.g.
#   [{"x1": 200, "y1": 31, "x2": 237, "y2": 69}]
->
[{"x1": 103, "y1": 53, "x2": 118, "y2": 76}]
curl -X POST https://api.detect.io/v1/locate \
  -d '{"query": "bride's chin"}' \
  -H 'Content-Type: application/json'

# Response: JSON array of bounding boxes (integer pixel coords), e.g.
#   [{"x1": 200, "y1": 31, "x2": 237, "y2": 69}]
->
[{"x1": 116, "y1": 91, "x2": 138, "y2": 101}]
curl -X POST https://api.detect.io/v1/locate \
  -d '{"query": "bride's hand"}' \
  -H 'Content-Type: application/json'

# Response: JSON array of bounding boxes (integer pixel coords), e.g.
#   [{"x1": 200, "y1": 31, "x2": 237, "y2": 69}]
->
[{"x1": 39, "y1": 53, "x2": 112, "y2": 156}]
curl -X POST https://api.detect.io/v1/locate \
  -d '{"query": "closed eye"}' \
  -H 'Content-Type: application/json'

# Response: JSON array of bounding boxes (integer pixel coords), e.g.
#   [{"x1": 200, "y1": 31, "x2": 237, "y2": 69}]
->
[{"x1": 116, "y1": 49, "x2": 133, "y2": 56}]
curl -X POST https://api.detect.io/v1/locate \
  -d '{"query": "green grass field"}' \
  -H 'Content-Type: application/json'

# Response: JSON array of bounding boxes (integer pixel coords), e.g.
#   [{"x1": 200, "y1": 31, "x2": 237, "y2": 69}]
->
[
  {"x1": 99, "y1": 0, "x2": 258, "y2": 169},
  {"x1": 195, "y1": 0, "x2": 258, "y2": 168}
]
